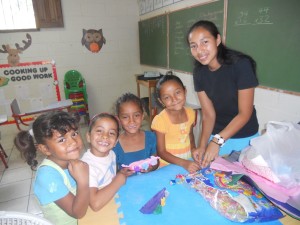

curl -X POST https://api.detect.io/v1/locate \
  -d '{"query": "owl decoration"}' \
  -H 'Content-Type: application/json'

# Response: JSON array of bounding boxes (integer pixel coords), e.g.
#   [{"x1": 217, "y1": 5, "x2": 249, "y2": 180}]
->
[{"x1": 81, "y1": 29, "x2": 106, "y2": 53}]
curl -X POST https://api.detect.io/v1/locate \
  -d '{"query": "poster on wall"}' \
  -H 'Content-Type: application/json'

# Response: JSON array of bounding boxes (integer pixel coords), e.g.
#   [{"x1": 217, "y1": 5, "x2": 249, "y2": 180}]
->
[
  {"x1": 0, "y1": 60, "x2": 61, "y2": 124},
  {"x1": 139, "y1": 0, "x2": 183, "y2": 15}
]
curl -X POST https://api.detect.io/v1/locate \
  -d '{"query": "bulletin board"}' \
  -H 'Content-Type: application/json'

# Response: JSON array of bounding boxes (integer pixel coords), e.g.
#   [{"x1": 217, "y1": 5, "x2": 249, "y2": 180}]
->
[{"x1": 0, "y1": 60, "x2": 61, "y2": 124}]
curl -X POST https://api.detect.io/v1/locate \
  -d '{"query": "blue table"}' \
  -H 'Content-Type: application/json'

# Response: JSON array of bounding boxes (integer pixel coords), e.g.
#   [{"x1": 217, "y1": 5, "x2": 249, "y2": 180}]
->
[{"x1": 116, "y1": 164, "x2": 283, "y2": 225}]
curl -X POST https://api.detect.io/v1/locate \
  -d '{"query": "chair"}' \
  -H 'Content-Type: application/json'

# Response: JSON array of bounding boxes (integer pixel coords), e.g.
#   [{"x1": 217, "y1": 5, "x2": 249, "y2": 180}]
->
[
  {"x1": 0, "y1": 211, "x2": 53, "y2": 225},
  {"x1": 10, "y1": 98, "x2": 30, "y2": 131},
  {"x1": 0, "y1": 114, "x2": 8, "y2": 169},
  {"x1": 10, "y1": 98, "x2": 73, "y2": 131},
  {"x1": 64, "y1": 70, "x2": 88, "y2": 104},
  {"x1": 64, "y1": 70, "x2": 89, "y2": 122}
]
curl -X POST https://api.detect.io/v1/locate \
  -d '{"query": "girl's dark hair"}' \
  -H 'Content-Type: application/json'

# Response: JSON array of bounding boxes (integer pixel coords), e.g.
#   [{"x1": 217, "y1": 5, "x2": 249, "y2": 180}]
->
[
  {"x1": 14, "y1": 111, "x2": 79, "y2": 170},
  {"x1": 186, "y1": 20, "x2": 256, "y2": 73},
  {"x1": 115, "y1": 92, "x2": 144, "y2": 116},
  {"x1": 156, "y1": 74, "x2": 185, "y2": 98},
  {"x1": 88, "y1": 112, "x2": 120, "y2": 136}
]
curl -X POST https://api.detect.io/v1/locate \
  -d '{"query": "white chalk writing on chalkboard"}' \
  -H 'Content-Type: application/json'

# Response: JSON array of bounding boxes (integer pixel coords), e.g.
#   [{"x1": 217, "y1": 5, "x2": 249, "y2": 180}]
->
[
  {"x1": 234, "y1": 7, "x2": 273, "y2": 26},
  {"x1": 141, "y1": 16, "x2": 166, "y2": 36},
  {"x1": 172, "y1": 10, "x2": 223, "y2": 56}
]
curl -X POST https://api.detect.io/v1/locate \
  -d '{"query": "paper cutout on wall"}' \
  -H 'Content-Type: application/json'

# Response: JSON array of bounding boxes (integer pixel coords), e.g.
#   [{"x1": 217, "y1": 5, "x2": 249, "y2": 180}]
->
[
  {"x1": 81, "y1": 29, "x2": 106, "y2": 53},
  {"x1": 0, "y1": 76, "x2": 9, "y2": 87},
  {"x1": 0, "y1": 33, "x2": 32, "y2": 67}
]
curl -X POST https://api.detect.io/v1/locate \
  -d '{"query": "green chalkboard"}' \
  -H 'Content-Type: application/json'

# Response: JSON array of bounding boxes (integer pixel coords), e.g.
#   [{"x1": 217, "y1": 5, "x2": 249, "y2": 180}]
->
[
  {"x1": 169, "y1": 0, "x2": 224, "y2": 73},
  {"x1": 139, "y1": 15, "x2": 167, "y2": 68},
  {"x1": 226, "y1": 0, "x2": 300, "y2": 92}
]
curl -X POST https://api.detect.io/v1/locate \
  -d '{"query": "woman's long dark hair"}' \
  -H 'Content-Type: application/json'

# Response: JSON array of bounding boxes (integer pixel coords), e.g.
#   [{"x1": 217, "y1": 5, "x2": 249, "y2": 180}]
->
[{"x1": 186, "y1": 20, "x2": 256, "y2": 73}]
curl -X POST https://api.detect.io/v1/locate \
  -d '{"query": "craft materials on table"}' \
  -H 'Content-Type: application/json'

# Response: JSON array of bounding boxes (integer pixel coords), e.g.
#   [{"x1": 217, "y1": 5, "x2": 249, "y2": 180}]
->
[
  {"x1": 211, "y1": 156, "x2": 300, "y2": 221},
  {"x1": 139, "y1": 187, "x2": 168, "y2": 214},
  {"x1": 116, "y1": 164, "x2": 282, "y2": 225},
  {"x1": 173, "y1": 167, "x2": 283, "y2": 223}
]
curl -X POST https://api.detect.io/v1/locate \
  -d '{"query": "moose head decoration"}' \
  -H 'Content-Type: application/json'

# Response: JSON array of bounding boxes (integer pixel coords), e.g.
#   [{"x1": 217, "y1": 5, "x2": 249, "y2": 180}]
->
[{"x1": 0, "y1": 33, "x2": 32, "y2": 67}]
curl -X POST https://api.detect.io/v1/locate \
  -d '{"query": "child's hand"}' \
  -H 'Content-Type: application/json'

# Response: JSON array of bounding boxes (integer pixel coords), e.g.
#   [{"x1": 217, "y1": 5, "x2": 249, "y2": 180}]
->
[
  {"x1": 119, "y1": 167, "x2": 135, "y2": 177},
  {"x1": 113, "y1": 168, "x2": 134, "y2": 186},
  {"x1": 183, "y1": 160, "x2": 200, "y2": 174},
  {"x1": 68, "y1": 159, "x2": 89, "y2": 186},
  {"x1": 140, "y1": 162, "x2": 159, "y2": 173},
  {"x1": 192, "y1": 147, "x2": 205, "y2": 164}
]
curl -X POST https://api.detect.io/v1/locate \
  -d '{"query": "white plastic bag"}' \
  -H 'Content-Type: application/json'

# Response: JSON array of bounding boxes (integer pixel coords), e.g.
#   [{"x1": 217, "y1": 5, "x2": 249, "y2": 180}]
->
[{"x1": 239, "y1": 121, "x2": 300, "y2": 188}]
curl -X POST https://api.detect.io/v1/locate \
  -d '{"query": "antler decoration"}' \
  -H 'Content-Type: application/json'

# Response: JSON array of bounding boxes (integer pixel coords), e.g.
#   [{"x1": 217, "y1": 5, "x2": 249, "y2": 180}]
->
[
  {"x1": 15, "y1": 33, "x2": 32, "y2": 51},
  {"x1": 0, "y1": 33, "x2": 32, "y2": 67}
]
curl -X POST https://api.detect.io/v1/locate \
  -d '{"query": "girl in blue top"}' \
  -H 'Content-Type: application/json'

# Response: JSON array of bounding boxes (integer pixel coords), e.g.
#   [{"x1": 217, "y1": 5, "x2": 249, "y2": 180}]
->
[
  {"x1": 14, "y1": 111, "x2": 89, "y2": 225},
  {"x1": 113, "y1": 92, "x2": 159, "y2": 172}
]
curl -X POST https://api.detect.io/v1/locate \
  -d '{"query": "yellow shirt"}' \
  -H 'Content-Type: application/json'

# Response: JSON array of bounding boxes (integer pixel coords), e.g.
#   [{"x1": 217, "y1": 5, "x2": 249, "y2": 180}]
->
[{"x1": 151, "y1": 107, "x2": 195, "y2": 166}]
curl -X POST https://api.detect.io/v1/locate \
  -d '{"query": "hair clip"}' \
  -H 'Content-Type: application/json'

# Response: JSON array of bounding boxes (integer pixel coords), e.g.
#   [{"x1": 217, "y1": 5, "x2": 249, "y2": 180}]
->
[{"x1": 29, "y1": 129, "x2": 34, "y2": 137}]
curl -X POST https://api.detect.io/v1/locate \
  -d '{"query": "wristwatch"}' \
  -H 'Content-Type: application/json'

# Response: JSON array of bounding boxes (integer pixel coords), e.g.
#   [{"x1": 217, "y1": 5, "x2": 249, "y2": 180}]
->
[{"x1": 213, "y1": 134, "x2": 225, "y2": 147}]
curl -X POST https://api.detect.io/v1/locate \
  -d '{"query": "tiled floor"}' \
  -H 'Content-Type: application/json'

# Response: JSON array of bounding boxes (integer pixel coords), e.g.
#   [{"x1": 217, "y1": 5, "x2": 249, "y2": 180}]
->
[
  {"x1": 0, "y1": 123, "x2": 89, "y2": 216},
  {"x1": 0, "y1": 115, "x2": 150, "y2": 218}
]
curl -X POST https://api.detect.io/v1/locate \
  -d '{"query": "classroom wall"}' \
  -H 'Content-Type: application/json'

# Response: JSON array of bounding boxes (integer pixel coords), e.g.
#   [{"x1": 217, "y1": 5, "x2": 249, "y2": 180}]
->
[
  {"x1": 0, "y1": 0, "x2": 140, "y2": 134},
  {"x1": 1, "y1": 0, "x2": 299, "y2": 136},
  {"x1": 138, "y1": 0, "x2": 300, "y2": 132}
]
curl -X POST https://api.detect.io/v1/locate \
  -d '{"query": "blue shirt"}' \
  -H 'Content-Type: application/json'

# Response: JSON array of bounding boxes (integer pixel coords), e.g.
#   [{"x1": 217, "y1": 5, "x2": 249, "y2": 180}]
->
[
  {"x1": 113, "y1": 131, "x2": 157, "y2": 170},
  {"x1": 34, "y1": 165, "x2": 76, "y2": 205}
]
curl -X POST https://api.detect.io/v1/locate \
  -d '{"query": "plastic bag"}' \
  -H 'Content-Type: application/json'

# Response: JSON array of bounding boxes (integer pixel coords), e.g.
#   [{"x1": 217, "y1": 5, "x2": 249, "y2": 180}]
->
[
  {"x1": 239, "y1": 121, "x2": 300, "y2": 188},
  {"x1": 180, "y1": 168, "x2": 283, "y2": 222}
]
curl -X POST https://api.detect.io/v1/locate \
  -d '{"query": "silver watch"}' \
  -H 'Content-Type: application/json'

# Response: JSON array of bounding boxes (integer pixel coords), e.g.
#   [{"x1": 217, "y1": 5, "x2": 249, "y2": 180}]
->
[{"x1": 213, "y1": 134, "x2": 225, "y2": 147}]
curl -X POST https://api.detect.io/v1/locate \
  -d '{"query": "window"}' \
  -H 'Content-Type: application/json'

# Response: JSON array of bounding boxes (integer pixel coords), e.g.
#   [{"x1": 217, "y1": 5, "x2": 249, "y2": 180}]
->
[
  {"x1": 0, "y1": 0, "x2": 36, "y2": 30},
  {"x1": 0, "y1": 0, "x2": 63, "y2": 32}
]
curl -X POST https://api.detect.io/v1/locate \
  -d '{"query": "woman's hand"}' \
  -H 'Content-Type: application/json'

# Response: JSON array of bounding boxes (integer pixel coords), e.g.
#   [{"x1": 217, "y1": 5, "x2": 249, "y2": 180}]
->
[{"x1": 200, "y1": 141, "x2": 219, "y2": 168}]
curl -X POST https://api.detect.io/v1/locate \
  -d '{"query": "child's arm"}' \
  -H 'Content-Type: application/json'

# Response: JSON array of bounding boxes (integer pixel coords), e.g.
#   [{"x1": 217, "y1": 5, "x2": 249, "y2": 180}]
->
[
  {"x1": 141, "y1": 131, "x2": 159, "y2": 173},
  {"x1": 189, "y1": 124, "x2": 196, "y2": 152},
  {"x1": 55, "y1": 159, "x2": 90, "y2": 219},
  {"x1": 155, "y1": 130, "x2": 200, "y2": 173},
  {"x1": 89, "y1": 168, "x2": 133, "y2": 212}
]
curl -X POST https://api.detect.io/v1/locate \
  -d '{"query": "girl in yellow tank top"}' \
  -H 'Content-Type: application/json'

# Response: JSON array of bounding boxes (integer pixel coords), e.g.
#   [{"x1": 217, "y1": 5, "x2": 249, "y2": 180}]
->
[{"x1": 151, "y1": 75, "x2": 200, "y2": 173}]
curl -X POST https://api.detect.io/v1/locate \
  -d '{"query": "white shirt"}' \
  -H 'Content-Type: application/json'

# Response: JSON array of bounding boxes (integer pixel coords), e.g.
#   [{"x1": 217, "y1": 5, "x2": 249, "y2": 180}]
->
[{"x1": 81, "y1": 149, "x2": 116, "y2": 189}]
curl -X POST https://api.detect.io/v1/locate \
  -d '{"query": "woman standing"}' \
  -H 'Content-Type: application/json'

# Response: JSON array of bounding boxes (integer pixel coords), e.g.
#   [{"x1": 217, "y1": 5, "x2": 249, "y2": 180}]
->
[{"x1": 188, "y1": 20, "x2": 259, "y2": 168}]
